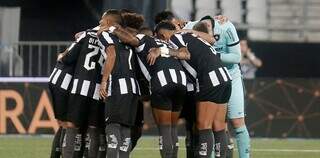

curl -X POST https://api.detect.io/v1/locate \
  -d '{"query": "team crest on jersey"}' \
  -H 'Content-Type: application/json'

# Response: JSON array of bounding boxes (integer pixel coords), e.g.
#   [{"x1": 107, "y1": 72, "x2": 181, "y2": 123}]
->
[{"x1": 214, "y1": 34, "x2": 220, "y2": 41}]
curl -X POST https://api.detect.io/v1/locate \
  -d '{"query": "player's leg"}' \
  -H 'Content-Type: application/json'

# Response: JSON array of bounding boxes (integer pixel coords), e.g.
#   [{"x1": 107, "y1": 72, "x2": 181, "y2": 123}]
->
[
  {"x1": 50, "y1": 124, "x2": 63, "y2": 158},
  {"x1": 228, "y1": 77, "x2": 250, "y2": 158},
  {"x1": 119, "y1": 125, "x2": 132, "y2": 158},
  {"x1": 131, "y1": 100, "x2": 144, "y2": 151},
  {"x1": 97, "y1": 127, "x2": 107, "y2": 158},
  {"x1": 171, "y1": 111, "x2": 180, "y2": 158},
  {"x1": 225, "y1": 126, "x2": 234, "y2": 158},
  {"x1": 196, "y1": 101, "x2": 218, "y2": 158},
  {"x1": 85, "y1": 100, "x2": 105, "y2": 158},
  {"x1": 212, "y1": 105, "x2": 228, "y2": 158},
  {"x1": 105, "y1": 123, "x2": 121, "y2": 158},
  {"x1": 48, "y1": 85, "x2": 68, "y2": 158},
  {"x1": 152, "y1": 108, "x2": 174, "y2": 158},
  {"x1": 171, "y1": 85, "x2": 186, "y2": 158},
  {"x1": 62, "y1": 94, "x2": 88, "y2": 158}
]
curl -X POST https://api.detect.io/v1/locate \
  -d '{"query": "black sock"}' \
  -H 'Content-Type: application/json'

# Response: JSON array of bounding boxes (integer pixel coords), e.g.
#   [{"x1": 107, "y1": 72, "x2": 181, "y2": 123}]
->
[
  {"x1": 85, "y1": 127, "x2": 99, "y2": 158},
  {"x1": 97, "y1": 129, "x2": 106, "y2": 158},
  {"x1": 50, "y1": 127, "x2": 62, "y2": 158},
  {"x1": 72, "y1": 131, "x2": 84, "y2": 158},
  {"x1": 119, "y1": 125, "x2": 131, "y2": 158},
  {"x1": 225, "y1": 130, "x2": 234, "y2": 158},
  {"x1": 62, "y1": 128, "x2": 78, "y2": 158},
  {"x1": 214, "y1": 130, "x2": 228, "y2": 158},
  {"x1": 171, "y1": 124, "x2": 179, "y2": 158},
  {"x1": 158, "y1": 124, "x2": 173, "y2": 158},
  {"x1": 192, "y1": 130, "x2": 199, "y2": 158},
  {"x1": 105, "y1": 123, "x2": 121, "y2": 158},
  {"x1": 197, "y1": 129, "x2": 213, "y2": 158},
  {"x1": 185, "y1": 122, "x2": 193, "y2": 158},
  {"x1": 130, "y1": 126, "x2": 142, "y2": 151}
]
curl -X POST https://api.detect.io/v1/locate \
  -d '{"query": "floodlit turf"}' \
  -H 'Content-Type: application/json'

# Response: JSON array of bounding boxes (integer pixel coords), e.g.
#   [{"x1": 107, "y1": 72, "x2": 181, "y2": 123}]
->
[{"x1": 0, "y1": 136, "x2": 319, "y2": 158}]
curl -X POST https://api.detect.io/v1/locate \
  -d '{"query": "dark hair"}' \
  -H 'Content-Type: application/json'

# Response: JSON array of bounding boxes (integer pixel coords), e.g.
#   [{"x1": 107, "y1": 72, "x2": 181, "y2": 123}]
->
[
  {"x1": 154, "y1": 21, "x2": 176, "y2": 34},
  {"x1": 122, "y1": 13, "x2": 145, "y2": 30},
  {"x1": 200, "y1": 15, "x2": 215, "y2": 29},
  {"x1": 120, "y1": 8, "x2": 135, "y2": 14},
  {"x1": 192, "y1": 22, "x2": 209, "y2": 33},
  {"x1": 104, "y1": 9, "x2": 123, "y2": 25},
  {"x1": 154, "y1": 11, "x2": 175, "y2": 25}
]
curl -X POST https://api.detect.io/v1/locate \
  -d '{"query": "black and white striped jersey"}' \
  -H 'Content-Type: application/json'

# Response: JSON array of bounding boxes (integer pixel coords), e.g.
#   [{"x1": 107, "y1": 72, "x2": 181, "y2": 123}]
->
[
  {"x1": 169, "y1": 33, "x2": 232, "y2": 90},
  {"x1": 60, "y1": 27, "x2": 105, "y2": 100},
  {"x1": 48, "y1": 61, "x2": 74, "y2": 92},
  {"x1": 98, "y1": 31, "x2": 140, "y2": 96},
  {"x1": 135, "y1": 34, "x2": 187, "y2": 92},
  {"x1": 48, "y1": 40, "x2": 80, "y2": 92}
]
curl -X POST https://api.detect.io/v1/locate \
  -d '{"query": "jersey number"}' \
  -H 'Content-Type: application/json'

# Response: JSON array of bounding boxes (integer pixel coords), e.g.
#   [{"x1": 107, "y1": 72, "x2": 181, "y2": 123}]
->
[{"x1": 84, "y1": 44, "x2": 104, "y2": 71}]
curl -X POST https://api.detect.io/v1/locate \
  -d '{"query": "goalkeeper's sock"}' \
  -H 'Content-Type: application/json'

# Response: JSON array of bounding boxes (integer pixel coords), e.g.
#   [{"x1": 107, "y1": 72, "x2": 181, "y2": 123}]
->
[
  {"x1": 226, "y1": 130, "x2": 234, "y2": 158},
  {"x1": 235, "y1": 126, "x2": 250, "y2": 158}
]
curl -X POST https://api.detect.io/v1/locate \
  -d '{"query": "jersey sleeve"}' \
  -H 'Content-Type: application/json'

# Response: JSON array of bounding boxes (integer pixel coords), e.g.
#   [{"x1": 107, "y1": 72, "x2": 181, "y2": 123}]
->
[
  {"x1": 61, "y1": 32, "x2": 86, "y2": 65},
  {"x1": 135, "y1": 34, "x2": 159, "y2": 52},
  {"x1": 98, "y1": 31, "x2": 116, "y2": 48},
  {"x1": 169, "y1": 34, "x2": 187, "y2": 49},
  {"x1": 218, "y1": 22, "x2": 241, "y2": 64}
]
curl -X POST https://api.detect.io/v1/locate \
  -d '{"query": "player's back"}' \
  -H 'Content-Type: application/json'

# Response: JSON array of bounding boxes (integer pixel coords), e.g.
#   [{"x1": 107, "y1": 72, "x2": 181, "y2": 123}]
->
[
  {"x1": 72, "y1": 29, "x2": 105, "y2": 84},
  {"x1": 135, "y1": 34, "x2": 186, "y2": 91},
  {"x1": 172, "y1": 33, "x2": 224, "y2": 74}
]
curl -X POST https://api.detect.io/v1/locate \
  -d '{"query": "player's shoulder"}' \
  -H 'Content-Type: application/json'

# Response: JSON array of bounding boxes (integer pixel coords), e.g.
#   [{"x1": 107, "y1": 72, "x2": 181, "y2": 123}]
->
[{"x1": 216, "y1": 20, "x2": 236, "y2": 32}]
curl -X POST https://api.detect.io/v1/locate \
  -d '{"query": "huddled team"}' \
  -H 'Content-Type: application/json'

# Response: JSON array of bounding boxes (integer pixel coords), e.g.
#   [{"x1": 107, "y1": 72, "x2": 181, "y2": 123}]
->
[{"x1": 48, "y1": 9, "x2": 250, "y2": 158}]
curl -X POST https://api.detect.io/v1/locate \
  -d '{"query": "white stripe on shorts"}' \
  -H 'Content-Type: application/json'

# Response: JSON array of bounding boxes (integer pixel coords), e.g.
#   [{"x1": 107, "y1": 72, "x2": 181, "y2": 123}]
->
[
  {"x1": 49, "y1": 68, "x2": 57, "y2": 82},
  {"x1": 180, "y1": 71, "x2": 187, "y2": 86},
  {"x1": 219, "y1": 67, "x2": 228, "y2": 82},
  {"x1": 169, "y1": 69, "x2": 177, "y2": 83},
  {"x1": 223, "y1": 67, "x2": 232, "y2": 80},
  {"x1": 208, "y1": 70, "x2": 220, "y2": 86},
  {"x1": 80, "y1": 80, "x2": 90, "y2": 96},
  {"x1": 60, "y1": 73, "x2": 72, "y2": 90},
  {"x1": 51, "y1": 69, "x2": 62, "y2": 84},
  {"x1": 131, "y1": 78, "x2": 137, "y2": 94},
  {"x1": 157, "y1": 70, "x2": 167, "y2": 87},
  {"x1": 119, "y1": 78, "x2": 128, "y2": 94},
  {"x1": 71, "y1": 79, "x2": 78, "y2": 94},
  {"x1": 93, "y1": 84, "x2": 100, "y2": 100}
]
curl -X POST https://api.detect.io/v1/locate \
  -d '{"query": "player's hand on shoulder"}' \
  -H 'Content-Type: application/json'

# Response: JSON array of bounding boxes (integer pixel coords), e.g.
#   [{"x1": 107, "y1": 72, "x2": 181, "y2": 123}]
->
[
  {"x1": 74, "y1": 31, "x2": 85, "y2": 40},
  {"x1": 147, "y1": 48, "x2": 161, "y2": 65}
]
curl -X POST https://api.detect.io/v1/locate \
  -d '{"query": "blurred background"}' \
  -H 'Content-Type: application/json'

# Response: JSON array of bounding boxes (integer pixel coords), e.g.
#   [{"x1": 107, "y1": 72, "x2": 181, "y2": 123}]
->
[{"x1": 0, "y1": 0, "x2": 320, "y2": 139}]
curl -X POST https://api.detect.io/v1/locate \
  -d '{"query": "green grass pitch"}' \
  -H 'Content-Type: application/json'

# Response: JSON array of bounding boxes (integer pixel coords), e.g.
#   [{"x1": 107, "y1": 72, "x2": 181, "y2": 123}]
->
[{"x1": 0, "y1": 136, "x2": 319, "y2": 158}]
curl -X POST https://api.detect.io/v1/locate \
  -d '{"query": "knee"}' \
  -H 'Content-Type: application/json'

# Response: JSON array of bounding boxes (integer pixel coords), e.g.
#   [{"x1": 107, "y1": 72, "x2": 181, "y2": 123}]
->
[
  {"x1": 196, "y1": 118, "x2": 212, "y2": 130},
  {"x1": 213, "y1": 120, "x2": 226, "y2": 131},
  {"x1": 231, "y1": 118, "x2": 245, "y2": 128}
]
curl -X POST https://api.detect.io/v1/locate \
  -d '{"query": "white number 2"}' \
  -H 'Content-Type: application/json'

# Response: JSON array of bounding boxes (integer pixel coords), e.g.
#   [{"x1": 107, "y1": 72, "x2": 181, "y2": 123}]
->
[{"x1": 84, "y1": 44, "x2": 101, "y2": 70}]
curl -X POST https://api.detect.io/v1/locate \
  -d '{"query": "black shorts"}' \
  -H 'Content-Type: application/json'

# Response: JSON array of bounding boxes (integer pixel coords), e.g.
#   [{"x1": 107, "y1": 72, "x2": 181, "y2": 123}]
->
[
  {"x1": 67, "y1": 94, "x2": 105, "y2": 128},
  {"x1": 48, "y1": 84, "x2": 69, "y2": 121},
  {"x1": 196, "y1": 81, "x2": 232, "y2": 104},
  {"x1": 105, "y1": 94, "x2": 139, "y2": 126},
  {"x1": 179, "y1": 91, "x2": 196, "y2": 122},
  {"x1": 134, "y1": 100, "x2": 144, "y2": 127},
  {"x1": 151, "y1": 84, "x2": 186, "y2": 112}
]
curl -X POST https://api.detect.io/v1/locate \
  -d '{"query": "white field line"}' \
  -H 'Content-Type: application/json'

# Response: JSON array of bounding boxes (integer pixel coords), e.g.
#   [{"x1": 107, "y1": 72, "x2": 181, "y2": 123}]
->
[{"x1": 133, "y1": 148, "x2": 320, "y2": 153}]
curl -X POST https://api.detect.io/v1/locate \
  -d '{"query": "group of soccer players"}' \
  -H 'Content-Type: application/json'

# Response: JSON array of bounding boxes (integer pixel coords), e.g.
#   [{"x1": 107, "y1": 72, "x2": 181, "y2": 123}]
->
[{"x1": 48, "y1": 8, "x2": 250, "y2": 158}]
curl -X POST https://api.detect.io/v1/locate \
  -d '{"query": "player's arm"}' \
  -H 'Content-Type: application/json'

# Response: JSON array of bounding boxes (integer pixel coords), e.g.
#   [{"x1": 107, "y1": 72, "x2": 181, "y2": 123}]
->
[
  {"x1": 59, "y1": 32, "x2": 86, "y2": 65},
  {"x1": 169, "y1": 34, "x2": 191, "y2": 60},
  {"x1": 98, "y1": 31, "x2": 116, "y2": 99},
  {"x1": 178, "y1": 29, "x2": 215, "y2": 45},
  {"x1": 112, "y1": 26, "x2": 140, "y2": 47},
  {"x1": 218, "y1": 22, "x2": 241, "y2": 64}
]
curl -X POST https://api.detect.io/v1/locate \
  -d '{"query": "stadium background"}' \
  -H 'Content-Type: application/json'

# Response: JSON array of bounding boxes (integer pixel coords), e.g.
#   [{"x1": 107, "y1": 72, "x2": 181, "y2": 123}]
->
[{"x1": 0, "y1": 0, "x2": 320, "y2": 157}]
